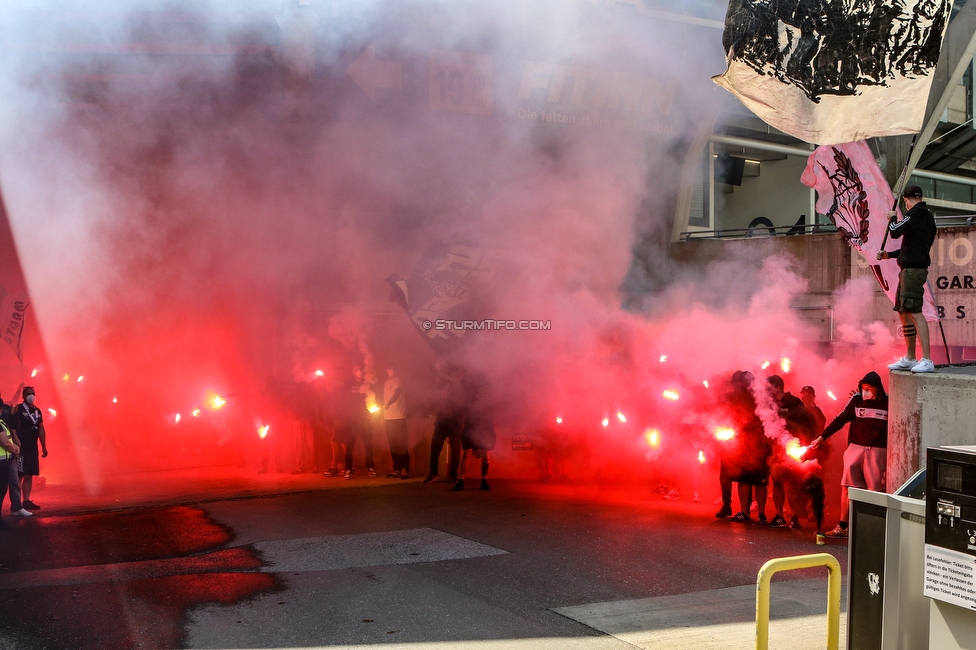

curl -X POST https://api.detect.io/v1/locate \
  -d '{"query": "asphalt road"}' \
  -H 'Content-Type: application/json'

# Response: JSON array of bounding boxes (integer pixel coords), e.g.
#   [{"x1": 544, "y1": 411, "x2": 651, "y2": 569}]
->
[{"x1": 0, "y1": 472, "x2": 848, "y2": 649}]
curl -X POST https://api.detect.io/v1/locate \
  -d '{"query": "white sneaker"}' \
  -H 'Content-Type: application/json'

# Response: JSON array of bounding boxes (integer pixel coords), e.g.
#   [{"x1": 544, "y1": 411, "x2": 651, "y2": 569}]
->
[
  {"x1": 911, "y1": 358, "x2": 936, "y2": 373},
  {"x1": 12, "y1": 508, "x2": 31, "y2": 517},
  {"x1": 663, "y1": 489, "x2": 680, "y2": 500},
  {"x1": 887, "y1": 357, "x2": 916, "y2": 370}
]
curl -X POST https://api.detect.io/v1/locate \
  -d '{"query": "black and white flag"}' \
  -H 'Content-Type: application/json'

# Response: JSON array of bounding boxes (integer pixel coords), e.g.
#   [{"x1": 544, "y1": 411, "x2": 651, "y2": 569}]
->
[{"x1": 714, "y1": 0, "x2": 954, "y2": 144}]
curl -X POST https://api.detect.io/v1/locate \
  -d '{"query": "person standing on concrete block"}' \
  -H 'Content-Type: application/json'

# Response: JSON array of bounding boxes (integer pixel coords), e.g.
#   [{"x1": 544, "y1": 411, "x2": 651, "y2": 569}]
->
[
  {"x1": 810, "y1": 371, "x2": 888, "y2": 539},
  {"x1": 878, "y1": 185, "x2": 937, "y2": 374}
]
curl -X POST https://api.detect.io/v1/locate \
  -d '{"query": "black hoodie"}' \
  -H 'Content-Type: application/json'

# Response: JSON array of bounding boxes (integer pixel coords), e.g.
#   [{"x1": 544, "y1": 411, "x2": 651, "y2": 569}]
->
[{"x1": 821, "y1": 371, "x2": 888, "y2": 448}]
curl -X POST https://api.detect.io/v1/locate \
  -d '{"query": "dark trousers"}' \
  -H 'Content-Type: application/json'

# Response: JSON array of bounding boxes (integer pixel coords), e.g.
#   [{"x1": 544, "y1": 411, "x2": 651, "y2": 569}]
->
[
  {"x1": 719, "y1": 461, "x2": 732, "y2": 507},
  {"x1": 0, "y1": 458, "x2": 22, "y2": 513},
  {"x1": 429, "y1": 416, "x2": 461, "y2": 479},
  {"x1": 385, "y1": 419, "x2": 410, "y2": 472},
  {"x1": 345, "y1": 421, "x2": 375, "y2": 470}
]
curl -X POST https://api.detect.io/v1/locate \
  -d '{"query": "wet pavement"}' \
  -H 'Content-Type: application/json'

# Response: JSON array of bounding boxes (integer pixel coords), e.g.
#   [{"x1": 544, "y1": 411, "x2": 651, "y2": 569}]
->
[{"x1": 0, "y1": 469, "x2": 848, "y2": 649}]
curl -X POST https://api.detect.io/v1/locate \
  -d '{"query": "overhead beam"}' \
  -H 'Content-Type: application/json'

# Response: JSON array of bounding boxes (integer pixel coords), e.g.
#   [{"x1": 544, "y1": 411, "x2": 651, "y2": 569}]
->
[{"x1": 900, "y1": 0, "x2": 976, "y2": 187}]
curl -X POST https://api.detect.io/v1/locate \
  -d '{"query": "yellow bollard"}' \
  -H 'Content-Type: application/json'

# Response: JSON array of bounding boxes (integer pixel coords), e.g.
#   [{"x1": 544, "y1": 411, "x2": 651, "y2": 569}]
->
[{"x1": 755, "y1": 553, "x2": 841, "y2": 650}]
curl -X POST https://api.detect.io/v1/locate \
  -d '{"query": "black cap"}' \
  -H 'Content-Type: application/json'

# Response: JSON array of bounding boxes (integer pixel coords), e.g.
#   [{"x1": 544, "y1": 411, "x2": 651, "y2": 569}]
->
[{"x1": 902, "y1": 185, "x2": 923, "y2": 198}]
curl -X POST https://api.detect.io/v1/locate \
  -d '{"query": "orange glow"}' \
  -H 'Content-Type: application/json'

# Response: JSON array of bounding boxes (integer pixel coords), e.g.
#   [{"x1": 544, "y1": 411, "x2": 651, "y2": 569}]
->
[
  {"x1": 662, "y1": 390, "x2": 679, "y2": 401},
  {"x1": 785, "y1": 438, "x2": 807, "y2": 461},
  {"x1": 698, "y1": 450, "x2": 706, "y2": 464},
  {"x1": 659, "y1": 354, "x2": 667, "y2": 362},
  {"x1": 714, "y1": 426, "x2": 735, "y2": 441},
  {"x1": 367, "y1": 403, "x2": 380, "y2": 414},
  {"x1": 761, "y1": 360, "x2": 770, "y2": 370},
  {"x1": 257, "y1": 424, "x2": 270, "y2": 439},
  {"x1": 47, "y1": 408, "x2": 57, "y2": 417},
  {"x1": 601, "y1": 417, "x2": 609, "y2": 428},
  {"x1": 616, "y1": 411, "x2": 626, "y2": 423},
  {"x1": 644, "y1": 428, "x2": 660, "y2": 447},
  {"x1": 210, "y1": 395, "x2": 226, "y2": 410},
  {"x1": 827, "y1": 390, "x2": 837, "y2": 401},
  {"x1": 30, "y1": 368, "x2": 38, "y2": 378},
  {"x1": 702, "y1": 380, "x2": 709, "y2": 388},
  {"x1": 62, "y1": 374, "x2": 69, "y2": 382},
  {"x1": 555, "y1": 416, "x2": 563, "y2": 424},
  {"x1": 780, "y1": 357, "x2": 792, "y2": 372},
  {"x1": 192, "y1": 409, "x2": 201, "y2": 417}
]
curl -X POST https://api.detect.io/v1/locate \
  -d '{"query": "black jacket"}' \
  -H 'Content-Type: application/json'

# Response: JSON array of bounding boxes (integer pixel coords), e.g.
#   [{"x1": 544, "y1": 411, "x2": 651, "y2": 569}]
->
[
  {"x1": 888, "y1": 201, "x2": 935, "y2": 269},
  {"x1": 821, "y1": 371, "x2": 888, "y2": 448}
]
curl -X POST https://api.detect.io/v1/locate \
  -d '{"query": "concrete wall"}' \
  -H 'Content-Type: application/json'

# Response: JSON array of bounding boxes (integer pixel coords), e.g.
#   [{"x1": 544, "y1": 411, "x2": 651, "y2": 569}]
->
[{"x1": 887, "y1": 366, "x2": 976, "y2": 491}]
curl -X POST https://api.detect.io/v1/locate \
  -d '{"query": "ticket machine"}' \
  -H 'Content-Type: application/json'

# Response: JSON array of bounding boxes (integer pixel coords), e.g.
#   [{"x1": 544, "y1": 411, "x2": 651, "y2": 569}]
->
[{"x1": 924, "y1": 446, "x2": 976, "y2": 649}]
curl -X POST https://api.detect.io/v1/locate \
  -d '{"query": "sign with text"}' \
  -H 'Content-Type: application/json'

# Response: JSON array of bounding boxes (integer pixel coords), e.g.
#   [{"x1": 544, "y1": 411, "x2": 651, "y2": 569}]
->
[
  {"x1": 428, "y1": 49, "x2": 493, "y2": 115},
  {"x1": 924, "y1": 544, "x2": 976, "y2": 610}
]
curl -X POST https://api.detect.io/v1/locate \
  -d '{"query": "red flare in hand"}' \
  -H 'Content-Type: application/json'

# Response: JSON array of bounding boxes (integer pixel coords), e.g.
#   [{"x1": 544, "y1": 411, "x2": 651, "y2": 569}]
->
[
  {"x1": 785, "y1": 437, "x2": 807, "y2": 461},
  {"x1": 714, "y1": 427, "x2": 735, "y2": 441}
]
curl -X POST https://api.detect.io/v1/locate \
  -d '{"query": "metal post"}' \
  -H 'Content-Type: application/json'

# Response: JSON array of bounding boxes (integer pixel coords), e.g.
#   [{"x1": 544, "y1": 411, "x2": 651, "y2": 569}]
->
[{"x1": 756, "y1": 553, "x2": 841, "y2": 650}]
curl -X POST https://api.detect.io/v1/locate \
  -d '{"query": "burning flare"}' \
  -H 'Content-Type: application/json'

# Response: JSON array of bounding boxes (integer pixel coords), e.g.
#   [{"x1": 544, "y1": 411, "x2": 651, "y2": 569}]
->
[
  {"x1": 659, "y1": 355, "x2": 667, "y2": 363},
  {"x1": 714, "y1": 426, "x2": 735, "y2": 441},
  {"x1": 77, "y1": 376, "x2": 84, "y2": 383},
  {"x1": 698, "y1": 450, "x2": 706, "y2": 464},
  {"x1": 192, "y1": 409, "x2": 201, "y2": 417},
  {"x1": 314, "y1": 369, "x2": 325, "y2": 377},
  {"x1": 257, "y1": 424, "x2": 270, "y2": 439},
  {"x1": 644, "y1": 428, "x2": 660, "y2": 447},
  {"x1": 702, "y1": 380, "x2": 709, "y2": 388},
  {"x1": 662, "y1": 390, "x2": 679, "y2": 401},
  {"x1": 62, "y1": 374, "x2": 69, "y2": 382},
  {"x1": 112, "y1": 397, "x2": 118, "y2": 404},
  {"x1": 174, "y1": 413, "x2": 181, "y2": 424},
  {"x1": 367, "y1": 402, "x2": 380, "y2": 414},
  {"x1": 785, "y1": 437, "x2": 808, "y2": 461},
  {"x1": 47, "y1": 408, "x2": 57, "y2": 418},
  {"x1": 555, "y1": 416, "x2": 563, "y2": 425},
  {"x1": 210, "y1": 395, "x2": 226, "y2": 410},
  {"x1": 30, "y1": 368, "x2": 38, "y2": 378},
  {"x1": 601, "y1": 417, "x2": 610, "y2": 428},
  {"x1": 827, "y1": 390, "x2": 837, "y2": 401},
  {"x1": 761, "y1": 360, "x2": 771, "y2": 370},
  {"x1": 780, "y1": 357, "x2": 792, "y2": 373},
  {"x1": 616, "y1": 411, "x2": 627, "y2": 423}
]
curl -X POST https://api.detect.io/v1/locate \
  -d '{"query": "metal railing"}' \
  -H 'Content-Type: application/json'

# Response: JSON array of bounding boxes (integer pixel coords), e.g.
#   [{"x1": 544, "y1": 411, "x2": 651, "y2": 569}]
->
[
  {"x1": 681, "y1": 214, "x2": 976, "y2": 241},
  {"x1": 755, "y1": 553, "x2": 842, "y2": 650}
]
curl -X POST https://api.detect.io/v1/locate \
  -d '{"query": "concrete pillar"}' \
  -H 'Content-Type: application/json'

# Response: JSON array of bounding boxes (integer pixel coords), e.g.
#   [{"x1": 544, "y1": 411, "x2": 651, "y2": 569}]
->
[{"x1": 887, "y1": 369, "x2": 976, "y2": 492}]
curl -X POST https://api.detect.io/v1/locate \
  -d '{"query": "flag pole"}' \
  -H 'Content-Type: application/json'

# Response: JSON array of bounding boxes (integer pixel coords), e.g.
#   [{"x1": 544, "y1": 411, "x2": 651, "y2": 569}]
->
[{"x1": 880, "y1": 134, "x2": 920, "y2": 253}]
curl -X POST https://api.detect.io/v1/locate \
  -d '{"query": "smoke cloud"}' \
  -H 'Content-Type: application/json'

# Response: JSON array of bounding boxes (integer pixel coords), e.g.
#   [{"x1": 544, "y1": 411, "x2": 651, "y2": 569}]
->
[{"x1": 0, "y1": 1, "x2": 902, "y2": 492}]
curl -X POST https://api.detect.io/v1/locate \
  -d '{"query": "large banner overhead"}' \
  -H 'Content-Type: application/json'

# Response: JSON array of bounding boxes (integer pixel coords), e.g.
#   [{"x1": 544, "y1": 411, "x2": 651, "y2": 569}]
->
[
  {"x1": 714, "y1": 0, "x2": 954, "y2": 144},
  {"x1": 801, "y1": 141, "x2": 939, "y2": 322}
]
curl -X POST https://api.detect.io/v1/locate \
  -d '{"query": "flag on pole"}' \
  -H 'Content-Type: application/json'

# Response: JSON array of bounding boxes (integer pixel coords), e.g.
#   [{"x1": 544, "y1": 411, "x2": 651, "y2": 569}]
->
[
  {"x1": 0, "y1": 292, "x2": 29, "y2": 361},
  {"x1": 801, "y1": 141, "x2": 939, "y2": 322},
  {"x1": 714, "y1": 0, "x2": 954, "y2": 144},
  {"x1": 386, "y1": 243, "x2": 511, "y2": 353}
]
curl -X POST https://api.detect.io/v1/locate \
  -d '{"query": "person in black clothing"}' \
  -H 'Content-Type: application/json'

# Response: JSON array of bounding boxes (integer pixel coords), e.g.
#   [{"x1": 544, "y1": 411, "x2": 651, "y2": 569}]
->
[
  {"x1": 424, "y1": 362, "x2": 465, "y2": 485},
  {"x1": 878, "y1": 185, "x2": 937, "y2": 373},
  {"x1": 343, "y1": 366, "x2": 377, "y2": 479},
  {"x1": 453, "y1": 373, "x2": 494, "y2": 492},
  {"x1": 15, "y1": 386, "x2": 46, "y2": 511},
  {"x1": 810, "y1": 371, "x2": 888, "y2": 539},
  {"x1": 766, "y1": 375, "x2": 815, "y2": 529},
  {"x1": 718, "y1": 371, "x2": 771, "y2": 523}
]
